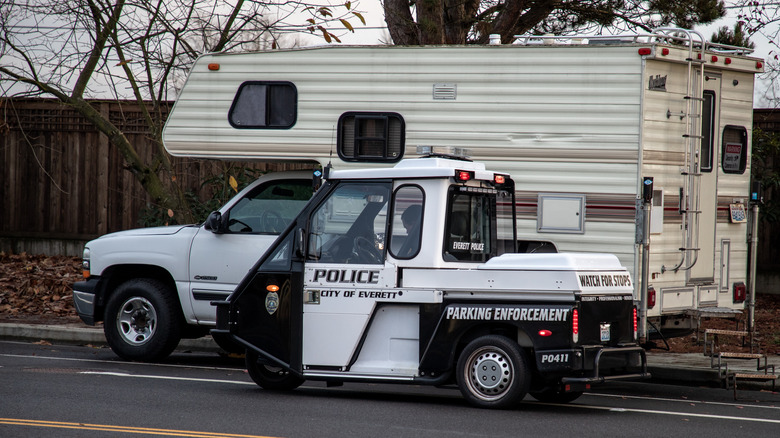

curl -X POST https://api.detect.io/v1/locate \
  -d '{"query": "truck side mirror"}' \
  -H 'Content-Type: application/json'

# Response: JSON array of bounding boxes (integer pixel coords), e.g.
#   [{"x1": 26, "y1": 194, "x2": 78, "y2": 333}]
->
[{"x1": 205, "y1": 211, "x2": 224, "y2": 234}]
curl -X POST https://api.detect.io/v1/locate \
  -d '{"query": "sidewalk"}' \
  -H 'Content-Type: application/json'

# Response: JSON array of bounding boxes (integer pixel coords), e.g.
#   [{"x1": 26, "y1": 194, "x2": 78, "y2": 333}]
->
[{"x1": 1, "y1": 321, "x2": 778, "y2": 392}]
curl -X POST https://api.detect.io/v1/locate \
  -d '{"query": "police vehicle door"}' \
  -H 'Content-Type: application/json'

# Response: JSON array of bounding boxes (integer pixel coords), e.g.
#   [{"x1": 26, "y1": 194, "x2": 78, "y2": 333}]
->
[{"x1": 301, "y1": 182, "x2": 398, "y2": 372}]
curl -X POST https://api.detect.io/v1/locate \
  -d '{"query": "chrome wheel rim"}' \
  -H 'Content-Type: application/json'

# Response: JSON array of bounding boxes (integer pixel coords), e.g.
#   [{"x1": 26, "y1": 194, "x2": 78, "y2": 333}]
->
[
  {"x1": 116, "y1": 297, "x2": 157, "y2": 346},
  {"x1": 464, "y1": 346, "x2": 514, "y2": 402}
]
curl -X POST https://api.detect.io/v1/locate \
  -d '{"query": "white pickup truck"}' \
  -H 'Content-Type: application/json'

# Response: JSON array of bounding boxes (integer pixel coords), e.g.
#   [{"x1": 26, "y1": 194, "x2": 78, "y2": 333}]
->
[{"x1": 73, "y1": 170, "x2": 314, "y2": 361}]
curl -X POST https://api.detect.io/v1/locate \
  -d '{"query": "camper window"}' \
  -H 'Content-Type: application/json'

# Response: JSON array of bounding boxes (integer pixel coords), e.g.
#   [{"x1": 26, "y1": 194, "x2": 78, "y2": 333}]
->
[
  {"x1": 700, "y1": 91, "x2": 716, "y2": 172},
  {"x1": 228, "y1": 81, "x2": 296, "y2": 129},
  {"x1": 721, "y1": 126, "x2": 748, "y2": 174},
  {"x1": 337, "y1": 112, "x2": 405, "y2": 162}
]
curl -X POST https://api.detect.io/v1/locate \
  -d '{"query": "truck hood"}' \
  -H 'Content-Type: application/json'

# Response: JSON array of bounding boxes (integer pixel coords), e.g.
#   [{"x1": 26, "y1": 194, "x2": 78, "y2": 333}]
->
[
  {"x1": 479, "y1": 253, "x2": 624, "y2": 271},
  {"x1": 95, "y1": 224, "x2": 197, "y2": 239}
]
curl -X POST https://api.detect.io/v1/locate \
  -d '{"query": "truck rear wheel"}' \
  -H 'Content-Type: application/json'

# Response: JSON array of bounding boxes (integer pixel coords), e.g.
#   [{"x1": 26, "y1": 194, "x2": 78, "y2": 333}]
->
[
  {"x1": 456, "y1": 335, "x2": 530, "y2": 409},
  {"x1": 104, "y1": 278, "x2": 182, "y2": 362},
  {"x1": 245, "y1": 350, "x2": 304, "y2": 390}
]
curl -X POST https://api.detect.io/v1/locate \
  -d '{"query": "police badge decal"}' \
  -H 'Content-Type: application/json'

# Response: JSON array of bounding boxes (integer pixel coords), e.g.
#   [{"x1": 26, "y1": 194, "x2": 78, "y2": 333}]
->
[{"x1": 265, "y1": 291, "x2": 279, "y2": 315}]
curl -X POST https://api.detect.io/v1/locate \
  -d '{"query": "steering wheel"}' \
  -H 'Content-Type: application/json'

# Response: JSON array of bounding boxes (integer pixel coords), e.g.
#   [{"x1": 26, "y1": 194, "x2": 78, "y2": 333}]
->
[
  {"x1": 261, "y1": 211, "x2": 285, "y2": 233},
  {"x1": 352, "y1": 236, "x2": 382, "y2": 264}
]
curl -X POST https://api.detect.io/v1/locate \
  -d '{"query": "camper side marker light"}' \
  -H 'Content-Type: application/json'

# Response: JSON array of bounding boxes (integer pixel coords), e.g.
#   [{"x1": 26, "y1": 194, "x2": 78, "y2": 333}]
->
[
  {"x1": 208, "y1": 63, "x2": 220, "y2": 71},
  {"x1": 637, "y1": 48, "x2": 651, "y2": 56},
  {"x1": 661, "y1": 48, "x2": 669, "y2": 56},
  {"x1": 757, "y1": 61, "x2": 763, "y2": 69},
  {"x1": 725, "y1": 57, "x2": 732, "y2": 65},
  {"x1": 494, "y1": 174, "x2": 506, "y2": 185},
  {"x1": 711, "y1": 55, "x2": 719, "y2": 63},
  {"x1": 733, "y1": 282, "x2": 746, "y2": 303}
]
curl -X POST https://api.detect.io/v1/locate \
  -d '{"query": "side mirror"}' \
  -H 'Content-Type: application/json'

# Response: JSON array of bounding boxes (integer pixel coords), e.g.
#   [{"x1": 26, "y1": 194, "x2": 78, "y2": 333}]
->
[{"x1": 205, "y1": 211, "x2": 224, "y2": 233}]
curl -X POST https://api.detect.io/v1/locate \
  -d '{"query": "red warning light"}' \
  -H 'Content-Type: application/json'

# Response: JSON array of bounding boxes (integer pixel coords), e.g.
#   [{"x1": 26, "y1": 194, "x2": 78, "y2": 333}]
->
[{"x1": 456, "y1": 170, "x2": 473, "y2": 182}]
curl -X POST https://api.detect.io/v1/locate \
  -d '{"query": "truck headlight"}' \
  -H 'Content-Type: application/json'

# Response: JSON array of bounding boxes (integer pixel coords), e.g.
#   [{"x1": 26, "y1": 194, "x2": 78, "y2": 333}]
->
[{"x1": 82, "y1": 247, "x2": 91, "y2": 279}]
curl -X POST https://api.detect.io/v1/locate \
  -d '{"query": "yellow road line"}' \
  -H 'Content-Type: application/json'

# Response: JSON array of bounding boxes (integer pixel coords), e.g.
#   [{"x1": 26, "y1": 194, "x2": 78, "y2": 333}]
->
[{"x1": 0, "y1": 418, "x2": 280, "y2": 438}]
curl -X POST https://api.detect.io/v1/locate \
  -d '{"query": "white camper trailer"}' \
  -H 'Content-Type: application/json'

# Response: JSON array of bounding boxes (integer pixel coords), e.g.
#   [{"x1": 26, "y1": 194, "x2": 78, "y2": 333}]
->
[{"x1": 162, "y1": 29, "x2": 763, "y2": 340}]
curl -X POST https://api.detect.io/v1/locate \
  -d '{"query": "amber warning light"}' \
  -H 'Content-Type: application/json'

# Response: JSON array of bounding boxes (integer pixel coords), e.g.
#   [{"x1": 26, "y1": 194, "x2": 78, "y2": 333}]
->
[{"x1": 208, "y1": 63, "x2": 220, "y2": 71}]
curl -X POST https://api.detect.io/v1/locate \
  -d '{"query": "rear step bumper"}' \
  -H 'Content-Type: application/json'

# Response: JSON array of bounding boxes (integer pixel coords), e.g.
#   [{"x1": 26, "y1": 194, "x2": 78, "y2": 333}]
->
[{"x1": 561, "y1": 346, "x2": 651, "y2": 386}]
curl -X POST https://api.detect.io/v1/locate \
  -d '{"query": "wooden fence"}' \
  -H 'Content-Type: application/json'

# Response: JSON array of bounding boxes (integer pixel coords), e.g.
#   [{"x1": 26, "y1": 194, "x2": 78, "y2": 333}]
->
[{"x1": 0, "y1": 98, "x2": 313, "y2": 255}]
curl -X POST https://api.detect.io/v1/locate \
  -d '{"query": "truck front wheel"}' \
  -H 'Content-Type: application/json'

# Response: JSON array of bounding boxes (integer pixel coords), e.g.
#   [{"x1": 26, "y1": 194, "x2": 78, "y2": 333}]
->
[
  {"x1": 456, "y1": 335, "x2": 530, "y2": 409},
  {"x1": 245, "y1": 350, "x2": 304, "y2": 391},
  {"x1": 104, "y1": 279, "x2": 182, "y2": 361}
]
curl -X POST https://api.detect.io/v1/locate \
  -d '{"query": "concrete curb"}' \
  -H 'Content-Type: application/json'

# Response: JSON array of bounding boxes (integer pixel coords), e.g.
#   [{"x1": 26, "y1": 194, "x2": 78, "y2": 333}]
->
[{"x1": 0, "y1": 323, "x2": 220, "y2": 352}]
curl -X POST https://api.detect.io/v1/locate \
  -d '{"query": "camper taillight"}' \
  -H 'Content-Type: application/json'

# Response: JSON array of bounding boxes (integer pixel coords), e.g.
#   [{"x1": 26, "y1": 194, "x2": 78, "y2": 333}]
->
[
  {"x1": 647, "y1": 286, "x2": 656, "y2": 309},
  {"x1": 733, "y1": 282, "x2": 747, "y2": 303}
]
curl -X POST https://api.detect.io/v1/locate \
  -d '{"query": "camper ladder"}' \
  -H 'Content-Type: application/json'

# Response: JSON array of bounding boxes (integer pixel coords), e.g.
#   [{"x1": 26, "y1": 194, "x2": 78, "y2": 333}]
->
[{"x1": 655, "y1": 28, "x2": 706, "y2": 273}]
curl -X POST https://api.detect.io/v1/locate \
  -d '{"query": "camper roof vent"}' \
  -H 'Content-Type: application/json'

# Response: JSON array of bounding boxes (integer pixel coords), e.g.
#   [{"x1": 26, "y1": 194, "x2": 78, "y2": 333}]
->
[{"x1": 433, "y1": 83, "x2": 457, "y2": 100}]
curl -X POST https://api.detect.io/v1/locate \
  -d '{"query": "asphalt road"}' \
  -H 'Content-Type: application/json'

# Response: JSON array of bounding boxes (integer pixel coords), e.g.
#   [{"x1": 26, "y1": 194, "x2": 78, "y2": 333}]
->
[{"x1": 1, "y1": 340, "x2": 779, "y2": 438}]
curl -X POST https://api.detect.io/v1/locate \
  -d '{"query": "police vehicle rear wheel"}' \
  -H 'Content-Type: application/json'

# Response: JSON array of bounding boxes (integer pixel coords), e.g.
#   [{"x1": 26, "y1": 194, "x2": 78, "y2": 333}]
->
[
  {"x1": 245, "y1": 350, "x2": 304, "y2": 390},
  {"x1": 529, "y1": 388, "x2": 583, "y2": 404},
  {"x1": 456, "y1": 335, "x2": 529, "y2": 409}
]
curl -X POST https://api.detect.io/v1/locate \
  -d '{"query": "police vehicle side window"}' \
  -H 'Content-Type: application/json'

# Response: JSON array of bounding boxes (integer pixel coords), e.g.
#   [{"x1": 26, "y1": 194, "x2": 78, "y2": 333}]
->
[
  {"x1": 307, "y1": 182, "x2": 390, "y2": 264},
  {"x1": 389, "y1": 185, "x2": 424, "y2": 259},
  {"x1": 226, "y1": 180, "x2": 312, "y2": 234},
  {"x1": 443, "y1": 186, "x2": 495, "y2": 262}
]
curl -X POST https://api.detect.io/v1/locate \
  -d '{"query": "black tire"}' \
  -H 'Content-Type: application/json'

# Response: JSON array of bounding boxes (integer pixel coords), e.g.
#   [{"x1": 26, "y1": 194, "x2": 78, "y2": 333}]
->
[
  {"x1": 103, "y1": 278, "x2": 182, "y2": 362},
  {"x1": 529, "y1": 388, "x2": 583, "y2": 404},
  {"x1": 456, "y1": 335, "x2": 530, "y2": 409},
  {"x1": 245, "y1": 350, "x2": 304, "y2": 391}
]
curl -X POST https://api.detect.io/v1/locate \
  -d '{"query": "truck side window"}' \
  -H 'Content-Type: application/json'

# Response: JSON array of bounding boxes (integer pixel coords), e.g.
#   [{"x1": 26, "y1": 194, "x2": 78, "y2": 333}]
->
[
  {"x1": 444, "y1": 186, "x2": 495, "y2": 262},
  {"x1": 307, "y1": 183, "x2": 390, "y2": 264},
  {"x1": 227, "y1": 180, "x2": 312, "y2": 234},
  {"x1": 390, "y1": 185, "x2": 424, "y2": 259}
]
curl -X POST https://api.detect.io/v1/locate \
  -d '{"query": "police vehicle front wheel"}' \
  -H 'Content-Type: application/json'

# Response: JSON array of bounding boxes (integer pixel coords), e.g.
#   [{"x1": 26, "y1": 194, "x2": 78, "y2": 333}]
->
[
  {"x1": 245, "y1": 350, "x2": 304, "y2": 390},
  {"x1": 456, "y1": 335, "x2": 530, "y2": 409}
]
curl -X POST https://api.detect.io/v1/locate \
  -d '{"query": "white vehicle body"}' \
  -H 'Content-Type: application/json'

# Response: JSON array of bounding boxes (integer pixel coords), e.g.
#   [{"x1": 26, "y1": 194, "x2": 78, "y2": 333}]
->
[
  {"x1": 73, "y1": 171, "x2": 314, "y2": 360},
  {"x1": 163, "y1": 29, "x2": 763, "y2": 335},
  {"x1": 215, "y1": 156, "x2": 648, "y2": 408}
]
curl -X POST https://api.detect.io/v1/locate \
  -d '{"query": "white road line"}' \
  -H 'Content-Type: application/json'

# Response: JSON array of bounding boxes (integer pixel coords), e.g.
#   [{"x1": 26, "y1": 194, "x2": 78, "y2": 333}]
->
[
  {"x1": 0, "y1": 353, "x2": 241, "y2": 372},
  {"x1": 565, "y1": 403, "x2": 780, "y2": 424},
  {"x1": 80, "y1": 371, "x2": 255, "y2": 386},
  {"x1": 587, "y1": 392, "x2": 780, "y2": 411}
]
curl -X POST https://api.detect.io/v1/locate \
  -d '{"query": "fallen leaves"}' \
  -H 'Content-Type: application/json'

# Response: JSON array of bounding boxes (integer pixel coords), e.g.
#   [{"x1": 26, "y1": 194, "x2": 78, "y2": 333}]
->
[{"x1": 0, "y1": 252, "x2": 81, "y2": 322}]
